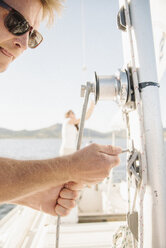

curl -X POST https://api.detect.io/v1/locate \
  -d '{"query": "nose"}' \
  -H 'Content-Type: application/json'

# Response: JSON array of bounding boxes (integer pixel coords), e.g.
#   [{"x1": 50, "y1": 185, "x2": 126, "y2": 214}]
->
[{"x1": 13, "y1": 32, "x2": 29, "y2": 50}]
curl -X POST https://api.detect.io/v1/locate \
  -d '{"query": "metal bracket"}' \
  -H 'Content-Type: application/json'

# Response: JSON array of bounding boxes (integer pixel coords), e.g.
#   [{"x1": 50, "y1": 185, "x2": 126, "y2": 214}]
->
[
  {"x1": 117, "y1": 6, "x2": 126, "y2": 31},
  {"x1": 128, "y1": 151, "x2": 141, "y2": 182},
  {"x1": 81, "y1": 82, "x2": 94, "y2": 97},
  {"x1": 94, "y1": 68, "x2": 130, "y2": 106},
  {"x1": 127, "y1": 211, "x2": 138, "y2": 241}
]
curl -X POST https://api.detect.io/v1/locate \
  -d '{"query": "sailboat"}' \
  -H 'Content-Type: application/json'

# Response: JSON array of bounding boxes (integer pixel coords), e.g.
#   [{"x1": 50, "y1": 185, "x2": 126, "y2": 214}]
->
[{"x1": 0, "y1": 0, "x2": 166, "y2": 247}]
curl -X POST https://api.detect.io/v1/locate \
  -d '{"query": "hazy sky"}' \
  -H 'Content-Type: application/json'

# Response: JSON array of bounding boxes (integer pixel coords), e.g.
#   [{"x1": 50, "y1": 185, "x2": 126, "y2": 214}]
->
[{"x1": 0, "y1": 0, "x2": 165, "y2": 132}]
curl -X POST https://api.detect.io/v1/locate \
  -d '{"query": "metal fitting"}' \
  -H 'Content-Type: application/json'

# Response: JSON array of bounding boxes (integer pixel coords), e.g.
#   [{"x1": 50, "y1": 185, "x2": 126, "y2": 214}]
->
[
  {"x1": 80, "y1": 82, "x2": 95, "y2": 98},
  {"x1": 94, "y1": 68, "x2": 130, "y2": 106}
]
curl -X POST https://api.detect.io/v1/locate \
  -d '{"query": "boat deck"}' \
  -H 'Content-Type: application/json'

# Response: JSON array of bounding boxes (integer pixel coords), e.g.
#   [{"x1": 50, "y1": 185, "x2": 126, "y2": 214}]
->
[
  {"x1": 0, "y1": 206, "x2": 125, "y2": 248},
  {"x1": 35, "y1": 222, "x2": 125, "y2": 248}
]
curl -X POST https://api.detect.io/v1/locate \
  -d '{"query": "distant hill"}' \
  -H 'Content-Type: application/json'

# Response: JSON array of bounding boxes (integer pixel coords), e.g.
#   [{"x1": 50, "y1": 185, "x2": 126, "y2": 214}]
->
[
  {"x1": 0, "y1": 124, "x2": 127, "y2": 139},
  {"x1": 0, "y1": 124, "x2": 165, "y2": 140}
]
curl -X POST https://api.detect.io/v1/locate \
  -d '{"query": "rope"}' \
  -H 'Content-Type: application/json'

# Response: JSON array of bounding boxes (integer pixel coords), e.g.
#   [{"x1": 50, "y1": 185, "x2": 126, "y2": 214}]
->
[
  {"x1": 81, "y1": 0, "x2": 87, "y2": 71},
  {"x1": 159, "y1": 32, "x2": 166, "y2": 62},
  {"x1": 112, "y1": 226, "x2": 135, "y2": 248},
  {"x1": 55, "y1": 216, "x2": 60, "y2": 248},
  {"x1": 123, "y1": 1, "x2": 148, "y2": 247}
]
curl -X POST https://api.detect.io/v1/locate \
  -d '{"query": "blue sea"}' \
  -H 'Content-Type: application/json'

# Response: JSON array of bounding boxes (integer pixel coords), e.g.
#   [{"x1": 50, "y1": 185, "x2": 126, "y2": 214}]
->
[{"x1": 0, "y1": 137, "x2": 165, "y2": 220}]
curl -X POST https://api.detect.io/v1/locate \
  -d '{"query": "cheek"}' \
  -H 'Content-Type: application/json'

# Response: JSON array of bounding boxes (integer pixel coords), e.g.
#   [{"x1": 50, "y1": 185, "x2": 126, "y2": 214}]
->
[
  {"x1": 0, "y1": 12, "x2": 16, "y2": 44},
  {"x1": 0, "y1": 26, "x2": 12, "y2": 44},
  {"x1": 0, "y1": 53, "x2": 13, "y2": 72},
  {"x1": 0, "y1": 13, "x2": 9, "y2": 42}
]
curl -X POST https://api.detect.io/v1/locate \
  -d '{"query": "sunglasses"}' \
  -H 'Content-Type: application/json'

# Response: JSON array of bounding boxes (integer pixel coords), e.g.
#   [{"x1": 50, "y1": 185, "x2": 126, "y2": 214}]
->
[{"x1": 0, "y1": 0, "x2": 43, "y2": 48}]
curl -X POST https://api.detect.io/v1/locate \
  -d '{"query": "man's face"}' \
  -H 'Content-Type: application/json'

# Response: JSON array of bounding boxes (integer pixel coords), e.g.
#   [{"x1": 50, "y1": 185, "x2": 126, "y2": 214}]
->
[{"x1": 0, "y1": 0, "x2": 43, "y2": 72}]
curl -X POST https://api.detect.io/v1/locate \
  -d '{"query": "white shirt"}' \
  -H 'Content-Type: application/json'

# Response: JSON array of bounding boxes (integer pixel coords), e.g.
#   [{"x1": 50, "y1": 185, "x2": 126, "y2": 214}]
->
[{"x1": 60, "y1": 118, "x2": 78, "y2": 155}]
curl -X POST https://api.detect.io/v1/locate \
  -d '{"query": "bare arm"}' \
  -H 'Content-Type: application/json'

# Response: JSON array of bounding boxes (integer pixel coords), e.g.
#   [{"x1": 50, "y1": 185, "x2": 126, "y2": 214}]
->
[
  {"x1": 0, "y1": 156, "x2": 70, "y2": 203},
  {"x1": 0, "y1": 144, "x2": 121, "y2": 204},
  {"x1": 85, "y1": 100, "x2": 95, "y2": 120}
]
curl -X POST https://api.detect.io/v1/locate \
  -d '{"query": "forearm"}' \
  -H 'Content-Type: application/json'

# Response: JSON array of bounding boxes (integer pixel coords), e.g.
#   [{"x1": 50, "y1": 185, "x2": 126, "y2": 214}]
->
[
  {"x1": 0, "y1": 156, "x2": 71, "y2": 203},
  {"x1": 85, "y1": 101, "x2": 95, "y2": 120}
]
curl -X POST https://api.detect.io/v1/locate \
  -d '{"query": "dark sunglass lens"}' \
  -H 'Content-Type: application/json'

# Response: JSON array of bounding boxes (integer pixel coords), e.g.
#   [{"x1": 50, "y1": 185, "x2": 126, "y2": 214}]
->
[
  {"x1": 28, "y1": 30, "x2": 43, "y2": 48},
  {"x1": 5, "y1": 10, "x2": 29, "y2": 35}
]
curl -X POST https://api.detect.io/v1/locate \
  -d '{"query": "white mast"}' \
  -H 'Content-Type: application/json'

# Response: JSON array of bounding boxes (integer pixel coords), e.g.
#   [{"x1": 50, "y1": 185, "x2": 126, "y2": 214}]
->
[{"x1": 120, "y1": 0, "x2": 166, "y2": 247}]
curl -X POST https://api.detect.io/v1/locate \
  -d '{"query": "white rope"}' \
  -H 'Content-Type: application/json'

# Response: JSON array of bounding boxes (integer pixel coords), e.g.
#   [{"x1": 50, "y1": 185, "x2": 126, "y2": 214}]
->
[
  {"x1": 159, "y1": 32, "x2": 166, "y2": 62},
  {"x1": 132, "y1": 186, "x2": 138, "y2": 213},
  {"x1": 124, "y1": 1, "x2": 148, "y2": 247},
  {"x1": 112, "y1": 225, "x2": 135, "y2": 248},
  {"x1": 126, "y1": 114, "x2": 131, "y2": 214},
  {"x1": 56, "y1": 216, "x2": 60, "y2": 248},
  {"x1": 81, "y1": 0, "x2": 87, "y2": 71},
  {"x1": 126, "y1": 115, "x2": 139, "y2": 248}
]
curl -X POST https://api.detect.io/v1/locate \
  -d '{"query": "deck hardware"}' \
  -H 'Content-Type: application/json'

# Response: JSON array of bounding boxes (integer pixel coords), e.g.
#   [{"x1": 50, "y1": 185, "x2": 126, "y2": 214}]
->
[
  {"x1": 94, "y1": 68, "x2": 130, "y2": 107},
  {"x1": 117, "y1": 6, "x2": 126, "y2": 31},
  {"x1": 78, "y1": 82, "x2": 95, "y2": 149},
  {"x1": 81, "y1": 85, "x2": 86, "y2": 97},
  {"x1": 139, "y1": 82, "x2": 160, "y2": 92},
  {"x1": 127, "y1": 211, "x2": 138, "y2": 241},
  {"x1": 128, "y1": 151, "x2": 141, "y2": 182}
]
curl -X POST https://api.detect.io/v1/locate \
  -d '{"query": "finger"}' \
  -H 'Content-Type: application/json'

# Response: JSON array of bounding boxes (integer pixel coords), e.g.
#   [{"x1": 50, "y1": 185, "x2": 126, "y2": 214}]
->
[
  {"x1": 64, "y1": 182, "x2": 85, "y2": 190},
  {"x1": 55, "y1": 204, "x2": 70, "y2": 216},
  {"x1": 99, "y1": 145, "x2": 122, "y2": 155},
  {"x1": 57, "y1": 198, "x2": 76, "y2": 209},
  {"x1": 60, "y1": 188, "x2": 79, "y2": 200},
  {"x1": 106, "y1": 154, "x2": 121, "y2": 167}
]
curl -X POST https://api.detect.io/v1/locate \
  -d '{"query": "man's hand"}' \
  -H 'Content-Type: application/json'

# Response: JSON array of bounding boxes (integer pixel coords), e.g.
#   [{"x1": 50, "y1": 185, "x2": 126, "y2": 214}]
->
[
  {"x1": 69, "y1": 143, "x2": 121, "y2": 185},
  {"x1": 0, "y1": 144, "x2": 121, "y2": 205},
  {"x1": 11, "y1": 183, "x2": 83, "y2": 216}
]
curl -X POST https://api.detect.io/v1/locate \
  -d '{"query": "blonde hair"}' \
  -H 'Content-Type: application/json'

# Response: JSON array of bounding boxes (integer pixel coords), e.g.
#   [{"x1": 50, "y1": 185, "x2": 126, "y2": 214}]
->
[
  {"x1": 40, "y1": 0, "x2": 65, "y2": 25},
  {"x1": 65, "y1": 110, "x2": 79, "y2": 131},
  {"x1": 65, "y1": 110, "x2": 74, "y2": 118}
]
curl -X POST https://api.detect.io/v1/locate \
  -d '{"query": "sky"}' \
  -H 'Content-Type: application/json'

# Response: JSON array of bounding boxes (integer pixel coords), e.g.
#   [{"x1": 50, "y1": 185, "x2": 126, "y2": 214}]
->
[{"x1": 0, "y1": 0, "x2": 165, "y2": 133}]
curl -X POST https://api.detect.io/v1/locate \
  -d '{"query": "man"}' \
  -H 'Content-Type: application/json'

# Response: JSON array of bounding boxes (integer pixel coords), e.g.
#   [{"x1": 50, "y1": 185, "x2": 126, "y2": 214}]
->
[{"x1": 0, "y1": 0, "x2": 122, "y2": 217}]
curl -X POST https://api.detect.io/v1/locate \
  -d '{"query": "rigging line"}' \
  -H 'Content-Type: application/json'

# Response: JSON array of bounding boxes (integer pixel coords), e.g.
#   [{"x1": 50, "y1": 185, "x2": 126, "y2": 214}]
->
[
  {"x1": 124, "y1": 1, "x2": 148, "y2": 247},
  {"x1": 56, "y1": 215, "x2": 60, "y2": 248},
  {"x1": 159, "y1": 32, "x2": 166, "y2": 62},
  {"x1": 125, "y1": 112, "x2": 132, "y2": 213},
  {"x1": 81, "y1": 0, "x2": 87, "y2": 71},
  {"x1": 132, "y1": 187, "x2": 138, "y2": 213}
]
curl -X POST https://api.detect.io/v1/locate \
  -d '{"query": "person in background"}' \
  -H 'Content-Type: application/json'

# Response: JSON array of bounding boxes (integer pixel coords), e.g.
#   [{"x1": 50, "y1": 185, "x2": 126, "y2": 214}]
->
[
  {"x1": 60, "y1": 101, "x2": 95, "y2": 156},
  {"x1": 0, "y1": 0, "x2": 122, "y2": 218}
]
